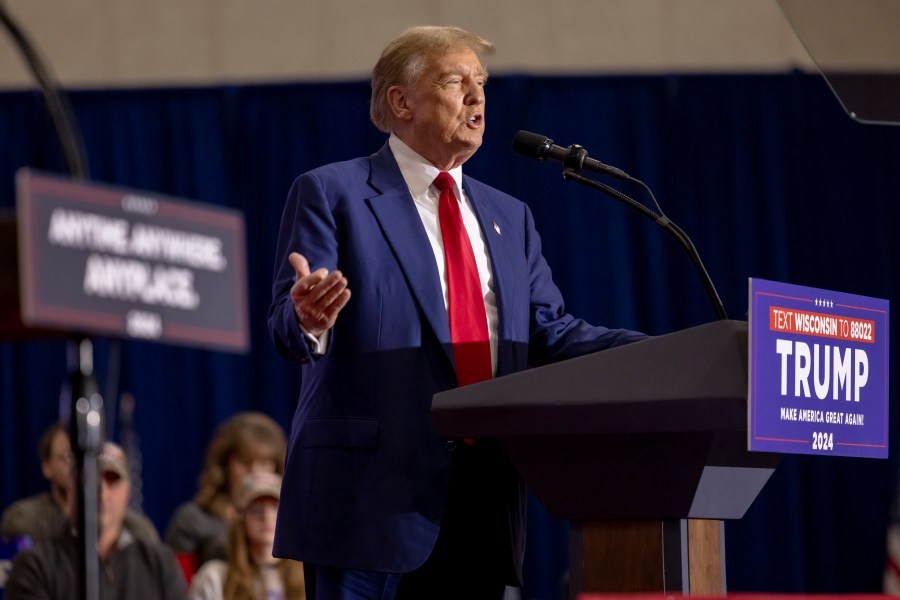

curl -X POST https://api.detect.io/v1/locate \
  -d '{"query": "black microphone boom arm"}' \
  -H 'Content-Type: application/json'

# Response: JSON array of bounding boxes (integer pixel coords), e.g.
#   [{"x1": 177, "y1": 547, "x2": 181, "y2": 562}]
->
[{"x1": 561, "y1": 168, "x2": 728, "y2": 321}]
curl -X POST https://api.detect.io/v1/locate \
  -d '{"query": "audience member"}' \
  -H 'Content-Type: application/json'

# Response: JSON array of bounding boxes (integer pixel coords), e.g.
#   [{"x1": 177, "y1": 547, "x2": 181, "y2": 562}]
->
[
  {"x1": 1, "y1": 422, "x2": 159, "y2": 543},
  {"x1": 189, "y1": 472, "x2": 305, "y2": 600},
  {"x1": 4, "y1": 441, "x2": 187, "y2": 600},
  {"x1": 165, "y1": 412, "x2": 287, "y2": 575}
]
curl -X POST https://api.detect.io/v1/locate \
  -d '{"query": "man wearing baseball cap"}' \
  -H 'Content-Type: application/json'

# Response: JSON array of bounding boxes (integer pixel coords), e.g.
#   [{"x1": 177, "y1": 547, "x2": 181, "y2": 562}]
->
[
  {"x1": 1, "y1": 422, "x2": 159, "y2": 544},
  {"x1": 5, "y1": 441, "x2": 188, "y2": 600}
]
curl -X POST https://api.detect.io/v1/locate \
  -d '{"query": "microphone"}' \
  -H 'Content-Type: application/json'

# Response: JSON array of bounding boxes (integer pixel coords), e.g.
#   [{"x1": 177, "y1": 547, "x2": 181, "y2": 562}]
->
[
  {"x1": 510, "y1": 130, "x2": 728, "y2": 320},
  {"x1": 511, "y1": 130, "x2": 630, "y2": 181}
]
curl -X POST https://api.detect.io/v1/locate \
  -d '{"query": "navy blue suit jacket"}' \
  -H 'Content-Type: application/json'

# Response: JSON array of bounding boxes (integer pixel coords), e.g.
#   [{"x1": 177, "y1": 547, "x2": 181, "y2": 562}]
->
[{"x1": 268, "y1": 142, "x2": 645, "y2": 577}]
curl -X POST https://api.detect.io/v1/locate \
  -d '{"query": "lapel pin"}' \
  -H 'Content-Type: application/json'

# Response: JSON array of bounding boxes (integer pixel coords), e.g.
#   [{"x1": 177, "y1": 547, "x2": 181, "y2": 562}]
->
[{"x1": 492, "y1": 221, "x2": 501, "y2": 236}]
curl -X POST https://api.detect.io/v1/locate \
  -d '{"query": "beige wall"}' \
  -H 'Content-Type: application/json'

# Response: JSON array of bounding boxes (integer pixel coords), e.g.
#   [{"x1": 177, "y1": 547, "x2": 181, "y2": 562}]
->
[{"x1": 0, "y1": 0, "x2": 818, "y2": 89}]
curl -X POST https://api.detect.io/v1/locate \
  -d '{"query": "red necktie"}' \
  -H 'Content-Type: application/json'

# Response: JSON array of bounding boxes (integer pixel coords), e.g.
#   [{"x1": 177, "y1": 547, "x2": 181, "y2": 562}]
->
[{"x1": 434, "y1": 172, "x2": 492, "y2": 387}]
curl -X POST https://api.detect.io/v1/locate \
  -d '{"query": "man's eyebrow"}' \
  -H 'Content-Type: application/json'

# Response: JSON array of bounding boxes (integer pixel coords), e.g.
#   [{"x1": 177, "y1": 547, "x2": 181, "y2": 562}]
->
[
  {"x1": 438, "y1": 66, "x2": 488, "y2": 79},
  {"x1": 438, "y1": 68, "x2": 465, "y2": 78}
]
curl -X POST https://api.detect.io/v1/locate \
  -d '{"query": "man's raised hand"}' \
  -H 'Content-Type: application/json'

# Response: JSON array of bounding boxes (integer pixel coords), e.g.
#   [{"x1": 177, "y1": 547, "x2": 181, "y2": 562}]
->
[{"x1": 289, "y1": 252, "x2": 351, "y2": 337}]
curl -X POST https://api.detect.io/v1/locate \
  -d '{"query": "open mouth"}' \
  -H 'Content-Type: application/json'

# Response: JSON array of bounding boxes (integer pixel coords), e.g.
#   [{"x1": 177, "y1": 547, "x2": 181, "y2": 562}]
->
[{"x1": 466, "y1": 114, "x2": 483, "y2": 127}]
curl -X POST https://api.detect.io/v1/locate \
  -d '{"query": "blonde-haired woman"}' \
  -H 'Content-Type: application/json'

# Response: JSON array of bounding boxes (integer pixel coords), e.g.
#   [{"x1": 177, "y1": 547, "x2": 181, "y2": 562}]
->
[
  {"x1": 189, "y1": 472, "x2": 304, "y2": 600},
  {"x1": 165, "y1": 411, "x2": 287, "y2": 575}
]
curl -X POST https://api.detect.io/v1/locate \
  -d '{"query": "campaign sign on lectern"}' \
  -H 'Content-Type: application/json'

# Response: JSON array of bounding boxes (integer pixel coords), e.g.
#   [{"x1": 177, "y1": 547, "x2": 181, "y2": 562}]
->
[
  {"x1": 749, "y1": 278, "x2": 889, "y2": 458},
  {"x1": 16, "y1": 169, "x2": 249, "y2": 353}
]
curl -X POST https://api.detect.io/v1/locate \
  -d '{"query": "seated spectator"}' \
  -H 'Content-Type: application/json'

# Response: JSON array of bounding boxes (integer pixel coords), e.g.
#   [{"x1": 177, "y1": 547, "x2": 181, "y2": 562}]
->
[
  {"x1": 4, "y1": 441, "x2": 187, "y2": 600},
  {"x1": 189, "y1": 472, "x2": 304, "y2": 600},
  {"x1": 1, "y1": 422, "x2": 158, "y2": 544},
  {"x1": 165, "y1": 412, "x2": 286, "y2": 576}
]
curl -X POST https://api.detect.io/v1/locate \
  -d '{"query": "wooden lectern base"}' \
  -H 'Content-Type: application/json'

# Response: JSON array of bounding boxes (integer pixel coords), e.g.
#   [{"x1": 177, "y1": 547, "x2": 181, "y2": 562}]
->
[{"x1": 569, "y1": 518, "x2": 725, "y2": 597}]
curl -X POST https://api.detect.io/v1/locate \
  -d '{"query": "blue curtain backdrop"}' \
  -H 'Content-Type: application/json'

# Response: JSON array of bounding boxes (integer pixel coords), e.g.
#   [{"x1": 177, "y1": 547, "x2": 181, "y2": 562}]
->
[{"x1": 1, "y1": 73, "x2": 898, "y2": 598}]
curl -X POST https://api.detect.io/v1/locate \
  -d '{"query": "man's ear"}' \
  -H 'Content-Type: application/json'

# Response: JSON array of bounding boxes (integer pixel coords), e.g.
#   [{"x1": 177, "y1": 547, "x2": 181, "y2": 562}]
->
[{"x1": 387, "y1": 85, "x2": 413, "y2": 122}]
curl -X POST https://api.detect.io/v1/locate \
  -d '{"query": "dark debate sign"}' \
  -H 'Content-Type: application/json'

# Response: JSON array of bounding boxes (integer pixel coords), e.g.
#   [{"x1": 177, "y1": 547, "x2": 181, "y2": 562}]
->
[{"x1": 16, "y1": 169, "x2": 249, "y2": 353}]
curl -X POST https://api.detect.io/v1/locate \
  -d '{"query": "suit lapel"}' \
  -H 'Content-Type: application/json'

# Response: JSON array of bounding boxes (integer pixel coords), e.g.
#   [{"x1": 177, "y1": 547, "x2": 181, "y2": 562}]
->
[{"x1": 366, "y1": 145, "x2": 453, "y2": 362}]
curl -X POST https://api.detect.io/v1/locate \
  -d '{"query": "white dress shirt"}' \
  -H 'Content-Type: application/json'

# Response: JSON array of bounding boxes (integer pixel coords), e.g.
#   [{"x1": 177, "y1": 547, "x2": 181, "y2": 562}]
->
[{"x1": 388, "y1": 134, "x2": 498, "y2": 375}]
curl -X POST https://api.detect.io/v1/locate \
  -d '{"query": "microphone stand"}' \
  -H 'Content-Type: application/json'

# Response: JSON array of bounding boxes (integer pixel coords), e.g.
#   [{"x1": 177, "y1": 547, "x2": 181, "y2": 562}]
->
[
  {"x1": 68, "y1": 338, "x2": 104, "y2": 600},
  {"x1": 560, "y1": 146, "x2": 728, "y2": 321},
  {"x1": 1, "y1": 3, "x2": 101, "y2": 600}
]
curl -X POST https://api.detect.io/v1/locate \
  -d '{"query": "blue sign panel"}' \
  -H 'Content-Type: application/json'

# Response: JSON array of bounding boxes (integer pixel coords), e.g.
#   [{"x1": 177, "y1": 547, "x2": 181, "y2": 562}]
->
[
  {"x1": 0, "y1": 536, "x2": 31, "y2": 599},
  {"x1": 749, "y1": 278, "x2": 889, "y2": 458}
]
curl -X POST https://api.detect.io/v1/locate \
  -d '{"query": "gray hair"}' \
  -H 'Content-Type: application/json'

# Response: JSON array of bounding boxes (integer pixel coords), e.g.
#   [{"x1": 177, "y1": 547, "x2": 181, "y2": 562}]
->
[{"x1": 370, "y1": 25, "x2": 495, "y2": 133}]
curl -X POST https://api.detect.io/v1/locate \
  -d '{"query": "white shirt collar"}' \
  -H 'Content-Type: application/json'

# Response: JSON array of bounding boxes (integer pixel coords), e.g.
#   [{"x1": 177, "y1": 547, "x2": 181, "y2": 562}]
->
[{"x1": 388, "y1": 133, "x2": 464, "y2": 199}]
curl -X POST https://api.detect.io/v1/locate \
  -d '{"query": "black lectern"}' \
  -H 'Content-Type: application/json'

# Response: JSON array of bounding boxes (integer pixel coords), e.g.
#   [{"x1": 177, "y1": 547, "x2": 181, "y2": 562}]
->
[{"x1": 432, "y1": 320, "x2": 780, "y2": 596}]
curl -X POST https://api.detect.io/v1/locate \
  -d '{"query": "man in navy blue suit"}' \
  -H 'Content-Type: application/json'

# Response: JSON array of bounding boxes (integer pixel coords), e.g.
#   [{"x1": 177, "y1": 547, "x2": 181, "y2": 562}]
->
[{"x1": 268, "y1": 25, "x2": 647, "y2": 600}]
